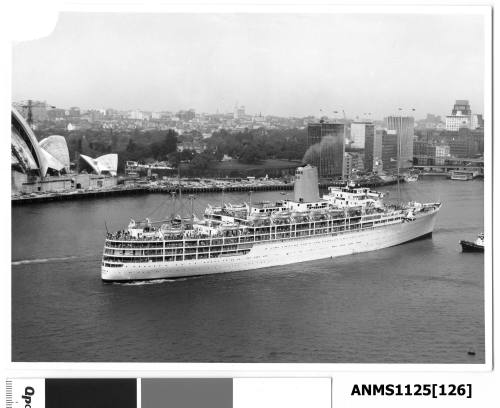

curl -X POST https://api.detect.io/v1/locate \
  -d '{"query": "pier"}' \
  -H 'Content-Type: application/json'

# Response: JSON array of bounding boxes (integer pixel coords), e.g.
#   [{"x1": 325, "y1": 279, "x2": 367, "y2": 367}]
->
[{"x1": 11, "y1": 177, "x2": 400, "y2": 205}]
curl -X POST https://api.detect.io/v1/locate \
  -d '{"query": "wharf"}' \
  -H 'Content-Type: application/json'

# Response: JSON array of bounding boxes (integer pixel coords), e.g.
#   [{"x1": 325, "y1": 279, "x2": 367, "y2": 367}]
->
[
  {"x1": 12, "y1": 178, "x2": 399, "y2": 205},
  {"x1": 12, "y1": 183, "x2": 291, "y2": 205}
]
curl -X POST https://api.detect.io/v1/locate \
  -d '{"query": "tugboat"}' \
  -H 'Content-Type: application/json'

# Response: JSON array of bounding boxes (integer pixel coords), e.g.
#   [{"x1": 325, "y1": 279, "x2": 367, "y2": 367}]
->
[{"x1": 460, "y1": 233, "x2": 484, "y2": 252}]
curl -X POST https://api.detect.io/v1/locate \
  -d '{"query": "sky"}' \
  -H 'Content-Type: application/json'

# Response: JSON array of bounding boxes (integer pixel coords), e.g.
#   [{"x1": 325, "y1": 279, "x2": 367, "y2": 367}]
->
[{"x1": 12, "y1": 12, "x2": 486, "y2": 119}]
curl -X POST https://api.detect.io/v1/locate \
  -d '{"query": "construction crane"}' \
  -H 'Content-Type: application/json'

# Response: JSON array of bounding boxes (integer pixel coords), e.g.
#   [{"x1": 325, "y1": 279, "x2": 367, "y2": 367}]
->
[{"x1": 15, "y1": 100, "x2": 56, "y2": 128}]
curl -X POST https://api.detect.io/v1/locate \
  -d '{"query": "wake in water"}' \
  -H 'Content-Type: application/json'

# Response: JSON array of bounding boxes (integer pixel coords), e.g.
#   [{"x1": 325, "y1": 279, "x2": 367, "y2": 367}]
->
[
  {"x1": 11, "y1": 255, "x2": 92, "y2": 266},
  {"x1": 112, "y1": 276, "x2": 205, "y2": 286},
  {"x1": 114, "y1": 278, "x2": 177, "y2": 286}
]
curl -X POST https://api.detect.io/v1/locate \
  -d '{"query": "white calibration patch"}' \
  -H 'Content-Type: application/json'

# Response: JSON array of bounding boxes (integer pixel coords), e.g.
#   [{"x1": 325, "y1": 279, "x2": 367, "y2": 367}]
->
[{"x1": 6, "y1": 379, "x2": 45, "y2": 408}]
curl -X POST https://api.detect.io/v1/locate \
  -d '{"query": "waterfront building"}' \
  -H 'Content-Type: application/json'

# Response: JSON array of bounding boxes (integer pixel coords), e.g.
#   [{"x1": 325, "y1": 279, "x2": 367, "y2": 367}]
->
[
  {"x1": 78, "y1": 153, "x2": 118, "y2": 176},
  {"x1": 364, "y1": 128, "x2": 383, "y2": 173},
  {"x1": 381, "y1": 130, "x2": 398, "y2": 171},
  {"x1": 305, "y1": 122, "x2": 345, "y2": 178},
  {"x1": 39, "y1": 135, "x2": 71, "y2": 173},
  {"x1": 413, "y1": 140, "x2": 434, "y2": 166},
  {"x1": 413, "y1": 140, "x2": 431, "y2": 157},
  {"x1": 344, "y1": 152, "x2": 364, "y2": 178},
  {"x1": 11, "y1": 107, "x2": 119, "y2": 195},
  {"x1": 307, "y1": 122, "x2": 345, "y2": 147},
  {"x1": 434, "y1": 145, "x2": 451, "y2": 165},
  {"x1": 449, "y1": 128, "x2": 484, "y2": 158},
  {"x1": 350, "y1": 122, "x2": 374, "y2": 149},
  {"x1": 385, "y1": 116, "x2": 414, "y2": 169},
  {"x1": 344, "y1": 153, "x2": 354, "y2": 179},
  {"x1": 12, "y1": 107, "x2": 118, "y2": 194},
  {"x1": 12, "y1": 108, "x2": 67, "y2": 179}
]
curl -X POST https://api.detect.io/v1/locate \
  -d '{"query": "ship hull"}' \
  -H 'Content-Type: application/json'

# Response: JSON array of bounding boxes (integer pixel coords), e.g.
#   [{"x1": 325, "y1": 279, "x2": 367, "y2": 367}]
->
[
  {"x1": 101, "y1": 209, "x2": 439, "y2": 282},
  {"x1": 460, "y1": 240, "x2": 484, "y2": 253}
]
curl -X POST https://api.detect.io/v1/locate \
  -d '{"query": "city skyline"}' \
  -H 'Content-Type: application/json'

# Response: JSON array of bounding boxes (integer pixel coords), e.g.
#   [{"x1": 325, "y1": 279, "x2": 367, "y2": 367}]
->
[
  {"x1": 12, "y1": 12, "x2": 485, "y2": 119},
  {"x1": 10, "y1": 99, "x2": 482, "y2": 122}
]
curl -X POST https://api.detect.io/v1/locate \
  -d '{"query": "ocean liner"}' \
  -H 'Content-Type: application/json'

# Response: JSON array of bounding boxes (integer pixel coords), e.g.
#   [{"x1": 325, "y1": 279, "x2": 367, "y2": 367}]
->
[{"x1": 101, "y1": 165, "x2": 441, "y2": 282}]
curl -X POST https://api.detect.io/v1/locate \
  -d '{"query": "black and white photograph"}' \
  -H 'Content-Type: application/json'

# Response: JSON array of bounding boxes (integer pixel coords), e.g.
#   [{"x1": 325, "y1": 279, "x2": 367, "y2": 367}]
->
[{"x1": 10, "y1": 8, "x2": 490, "y2": 364}]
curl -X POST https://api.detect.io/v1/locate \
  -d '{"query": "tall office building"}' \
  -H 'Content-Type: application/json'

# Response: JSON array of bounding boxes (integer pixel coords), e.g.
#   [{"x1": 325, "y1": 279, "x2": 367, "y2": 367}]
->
[
  {"x1": 451, "y1": 100, "x2": 471, "y2": 115},
  {"x1": 350, "y1": 122, "x2": 374, "y2": 149},
  {"x1": 305, "y1": 122, "x2": 345, "y2": 178},
  {"x1": 385, "y1": 116, "x2": 414, "y2": 169},
  {"x1": 364, "y1": 128, "x2": 383, "y2": 172},
  {"x1": 381, "y1": 130, "x2": 398, "y2": 171},
  {"x1": 445, "y1": 100, "x2": 482, "y2": 131}
]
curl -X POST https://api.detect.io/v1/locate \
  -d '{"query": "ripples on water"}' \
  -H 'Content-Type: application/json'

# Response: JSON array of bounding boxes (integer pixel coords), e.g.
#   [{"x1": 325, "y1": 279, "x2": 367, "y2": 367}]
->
[{"x1": 11, "y1": 178, "x2": 485, "y2": 363}]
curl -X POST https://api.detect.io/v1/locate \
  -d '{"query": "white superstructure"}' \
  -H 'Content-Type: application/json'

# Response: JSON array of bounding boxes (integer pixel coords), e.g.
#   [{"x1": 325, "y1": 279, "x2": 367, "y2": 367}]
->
[{"x1": 101, "y1": 165, "x2": 441, "y2": 282}]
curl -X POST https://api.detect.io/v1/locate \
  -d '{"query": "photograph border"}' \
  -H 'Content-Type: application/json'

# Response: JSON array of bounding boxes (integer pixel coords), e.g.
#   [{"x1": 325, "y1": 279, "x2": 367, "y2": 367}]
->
[{"x1": 2, "y1": 1, "x2": 494, "y2": 378}]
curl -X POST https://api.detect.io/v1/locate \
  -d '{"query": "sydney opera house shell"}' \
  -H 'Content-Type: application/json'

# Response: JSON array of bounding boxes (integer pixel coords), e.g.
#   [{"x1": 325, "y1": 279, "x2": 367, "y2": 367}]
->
[
  {"x1": 12, "y1": 107, "x2": 118, "y2": 194},
  {"x1": 12, "y1": 108, "x2": 71, "y2": 177},
  {"x1": 78, "y1": 153, "x2": 118, "y2": 177}
]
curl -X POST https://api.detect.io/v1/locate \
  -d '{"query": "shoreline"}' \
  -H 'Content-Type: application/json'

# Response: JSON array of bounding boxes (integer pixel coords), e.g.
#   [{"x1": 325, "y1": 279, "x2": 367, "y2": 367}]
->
[{"x1": 11, "y1": 178, "x2": 403, "y2": 205}]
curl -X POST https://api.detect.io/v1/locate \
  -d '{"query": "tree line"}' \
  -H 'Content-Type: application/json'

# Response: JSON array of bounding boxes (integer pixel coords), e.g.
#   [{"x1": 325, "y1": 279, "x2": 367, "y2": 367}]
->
[{"x1": 34, "y1": 126, "x2": 308, "y2": 174}]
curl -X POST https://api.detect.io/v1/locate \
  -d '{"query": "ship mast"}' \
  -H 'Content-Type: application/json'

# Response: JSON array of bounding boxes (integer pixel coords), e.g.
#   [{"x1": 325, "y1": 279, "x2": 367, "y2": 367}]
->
[
  {"x1": 177, "y1": 154, "x2": 183, "y2": 230},
  {"x1": 248, "y1": 190, "x2": 253, "y2": 217},
  {"x1": 397, "y1": 108, "x2": 402, "y2": 204},
  {"x1": 189, "y1": 194, "x2": 195, "y2": 225}
]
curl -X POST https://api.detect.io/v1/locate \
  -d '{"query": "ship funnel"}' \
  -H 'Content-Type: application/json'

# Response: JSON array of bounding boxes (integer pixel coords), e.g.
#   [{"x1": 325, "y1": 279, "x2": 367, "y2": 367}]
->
[{"x1": 294, "y1": 165, "x2": 320, "y2": 202}]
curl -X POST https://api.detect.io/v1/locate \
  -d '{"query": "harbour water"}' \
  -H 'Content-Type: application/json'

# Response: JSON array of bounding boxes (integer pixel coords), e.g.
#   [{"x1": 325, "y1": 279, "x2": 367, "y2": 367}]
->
[{"x1": 11, "y1": 178, "x2": 485, "y2": 363}]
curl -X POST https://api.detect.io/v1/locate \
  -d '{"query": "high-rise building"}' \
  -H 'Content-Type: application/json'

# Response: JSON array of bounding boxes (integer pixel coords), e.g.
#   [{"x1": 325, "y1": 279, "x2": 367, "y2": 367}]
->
[
  {"x1": 306, "y1": 122, "x2": 345, "y2": 178},
  {"x1": 445, "y1": 100, "x2": 482, "y2": 131},
  {"x1": 350, "y1": 122, "x2": 374, "y2": 149},
  {"x1": 470, "y1": 114, "x2": 484, "y2": 130},
  {"x1": 364, "y1": 128, "x2": 383, "y2": 173},
  {"x1": 344, "y1": 152, "x2": 364, "y2": 178},
  {"x1": 381, "y1": 130, "x2": 398, "y2": 171},
  {"x1": 385, "y1": 116, "x2": 414, "y2": 169},
  {"x1": 452, "y1": 100, "x2": 471, "y2": 115},
  {"x1": 445, "y1": 115, "x2": 471, "y2": 131},
  {"x1": 344, "y1": 152, "x2": 353, "y2": 178},
  {"x1": 449, "y1": 128, "x2": 484, "y2": 158}
]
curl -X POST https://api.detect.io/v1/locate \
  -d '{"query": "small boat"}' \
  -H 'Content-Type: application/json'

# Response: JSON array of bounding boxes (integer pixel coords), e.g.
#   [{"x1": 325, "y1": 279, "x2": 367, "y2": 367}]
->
[
  {"x1": 460, "y1": 233, "x2": 484, "y2": 252},
  {"x1": 405, "y1": 174, "x2": 418, "y2": 182}
]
